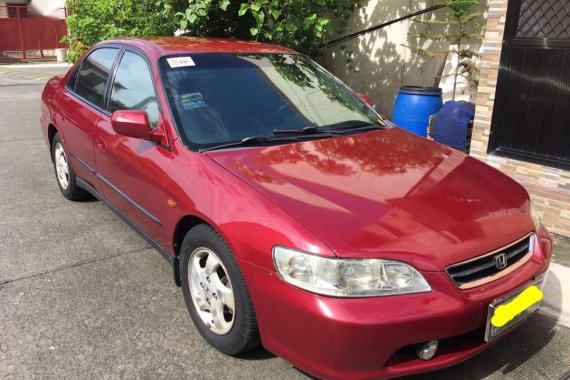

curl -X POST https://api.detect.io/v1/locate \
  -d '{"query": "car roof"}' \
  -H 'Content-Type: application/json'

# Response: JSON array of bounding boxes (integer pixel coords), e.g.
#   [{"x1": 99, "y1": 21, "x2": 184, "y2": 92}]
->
[{"x1": 102, "y1": 37, "x2": 297, "y2": 56}]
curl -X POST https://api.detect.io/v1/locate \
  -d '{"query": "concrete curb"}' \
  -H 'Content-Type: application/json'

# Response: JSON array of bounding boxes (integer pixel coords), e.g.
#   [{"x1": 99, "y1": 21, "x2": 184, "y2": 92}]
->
[{"x1": 540, "y1": 262, "x2": 570, "y2": 328}]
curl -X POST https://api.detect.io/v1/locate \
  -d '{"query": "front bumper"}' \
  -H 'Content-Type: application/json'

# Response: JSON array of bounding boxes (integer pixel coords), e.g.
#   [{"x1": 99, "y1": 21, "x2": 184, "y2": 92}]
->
[{"x1": 239, "y1": 227, "x2": 552, "y2": 380}]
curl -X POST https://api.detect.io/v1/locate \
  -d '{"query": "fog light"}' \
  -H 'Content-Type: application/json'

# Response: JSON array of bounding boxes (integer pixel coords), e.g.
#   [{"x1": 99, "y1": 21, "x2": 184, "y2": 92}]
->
[{"x1": 416, "y1": 340, "x2": 438, "y2": 360}]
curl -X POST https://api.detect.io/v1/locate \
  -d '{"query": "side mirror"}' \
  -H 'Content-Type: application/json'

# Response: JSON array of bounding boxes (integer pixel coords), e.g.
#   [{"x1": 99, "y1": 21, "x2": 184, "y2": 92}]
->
[
  {"x1": 357, "y1": 93, "x2": 374, "y2": 107},
  {"x1": 111, "y1": 110, "x2": 162, "y2": 142}
]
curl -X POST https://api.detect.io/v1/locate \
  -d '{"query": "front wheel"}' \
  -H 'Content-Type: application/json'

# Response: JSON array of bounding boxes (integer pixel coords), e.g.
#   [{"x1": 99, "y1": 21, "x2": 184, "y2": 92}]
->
[{"x1": 180, "y1": 224, "x2": 260, "y2": 355}]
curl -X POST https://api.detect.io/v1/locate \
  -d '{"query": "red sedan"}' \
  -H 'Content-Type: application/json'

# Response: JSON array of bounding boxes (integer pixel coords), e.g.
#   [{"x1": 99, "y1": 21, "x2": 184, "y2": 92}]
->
[{"x1": 40, "y1": 37, "x2": 552, "y2": 379}]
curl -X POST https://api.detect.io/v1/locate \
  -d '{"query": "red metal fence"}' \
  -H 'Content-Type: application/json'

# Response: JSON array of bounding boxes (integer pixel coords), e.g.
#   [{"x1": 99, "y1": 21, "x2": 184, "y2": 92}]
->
[{"x1": 0, "y1": 6, "x2": 68, "y2": 61}]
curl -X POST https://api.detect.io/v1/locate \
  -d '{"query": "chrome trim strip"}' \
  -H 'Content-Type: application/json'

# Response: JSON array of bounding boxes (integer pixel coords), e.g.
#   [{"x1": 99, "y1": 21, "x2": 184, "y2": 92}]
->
[{"x1": 446, "y1": 233, "x2": 535, "y2": 290}]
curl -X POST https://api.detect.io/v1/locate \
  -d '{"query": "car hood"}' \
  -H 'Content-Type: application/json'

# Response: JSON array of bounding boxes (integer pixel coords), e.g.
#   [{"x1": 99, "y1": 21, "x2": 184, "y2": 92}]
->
[{"x1": 206, "y1": 128, "x2": 533, "y2": 271}]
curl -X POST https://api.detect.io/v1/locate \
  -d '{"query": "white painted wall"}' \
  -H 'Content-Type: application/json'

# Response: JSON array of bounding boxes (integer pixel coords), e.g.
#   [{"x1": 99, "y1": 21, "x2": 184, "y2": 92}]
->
[
  {"x1": 321, "y1": 0, "x2": 486, "y2": 118},
  {"x1": 0, "y1": 0, "x2": 65, "y2": 18},
  {"x1": 30, "y1": 0, "x2": 65, "y2": 18}
]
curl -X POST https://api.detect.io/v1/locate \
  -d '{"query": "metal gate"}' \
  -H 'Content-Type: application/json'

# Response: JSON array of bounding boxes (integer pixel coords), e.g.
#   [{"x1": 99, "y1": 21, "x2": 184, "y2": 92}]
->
[
  {"x1": 488, "y1": 0, "x2": 570, "y2": 170},
  {"x1": 0, "y1": 5, "x2": 68, "y2": 61}
]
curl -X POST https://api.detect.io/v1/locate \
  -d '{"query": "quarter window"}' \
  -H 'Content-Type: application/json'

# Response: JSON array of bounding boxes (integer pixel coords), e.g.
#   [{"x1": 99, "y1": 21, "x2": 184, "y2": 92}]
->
[
  {"x1": 74, "y1": 48, "x2": 119, "y2": 108},
  {"x1": 109, "y1": 51, "x2": 159, "y2": 128}
]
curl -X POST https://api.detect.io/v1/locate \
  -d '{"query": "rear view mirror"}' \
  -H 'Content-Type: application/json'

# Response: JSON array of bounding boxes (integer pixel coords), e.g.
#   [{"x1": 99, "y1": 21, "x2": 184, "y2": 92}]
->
[{"x1": 112, "y1": 110, "x2": 158, "y2": 141}]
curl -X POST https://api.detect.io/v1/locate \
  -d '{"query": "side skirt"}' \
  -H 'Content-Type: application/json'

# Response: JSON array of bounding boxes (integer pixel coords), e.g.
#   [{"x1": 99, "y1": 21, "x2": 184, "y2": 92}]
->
[{"x1": 76, "y1": 177, "x2": 181, "y2": 287}]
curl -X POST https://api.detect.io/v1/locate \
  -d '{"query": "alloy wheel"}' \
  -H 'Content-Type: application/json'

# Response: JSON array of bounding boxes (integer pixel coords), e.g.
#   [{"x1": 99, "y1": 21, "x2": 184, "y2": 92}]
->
[
  {"x1": 188, "y1": 247, "x2": 236, "y2": 335},
  {"x1": 54, "y1": 143, "x2": 69, "y2": 190}
]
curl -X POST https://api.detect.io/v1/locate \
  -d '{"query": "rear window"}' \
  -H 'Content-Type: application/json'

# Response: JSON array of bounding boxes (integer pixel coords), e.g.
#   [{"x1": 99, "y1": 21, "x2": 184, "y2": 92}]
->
[{"x1": 74, "y1": 48, "x2": 119, "y2": 108}]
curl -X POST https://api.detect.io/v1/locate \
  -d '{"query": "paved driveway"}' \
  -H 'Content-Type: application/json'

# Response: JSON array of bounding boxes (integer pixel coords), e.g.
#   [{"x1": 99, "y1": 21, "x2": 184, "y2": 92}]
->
[{"x1": 0, "y1": 64, "x2": 569, "y2": 380}]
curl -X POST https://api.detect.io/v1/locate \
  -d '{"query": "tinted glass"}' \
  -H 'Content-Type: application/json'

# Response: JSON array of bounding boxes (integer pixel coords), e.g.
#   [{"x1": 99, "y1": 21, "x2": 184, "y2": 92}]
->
[
  {"x1": 66, "y1": 66, "x2": 79, "y2": 91},
  {"x1": 109, "y1": 51, "x2": 159, "y2": 128},
  {"x1": 161, "y1": 54, "x2": 379, "y2": 150},
  {"x1": 75, "y1": 48, "x2": 118, "y2": 108}
]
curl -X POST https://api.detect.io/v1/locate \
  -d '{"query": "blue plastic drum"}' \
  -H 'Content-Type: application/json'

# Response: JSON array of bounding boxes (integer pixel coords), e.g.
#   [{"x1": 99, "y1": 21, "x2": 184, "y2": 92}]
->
[{"x1": 392, "y1": 86, "x2": 442, "y2": 137}]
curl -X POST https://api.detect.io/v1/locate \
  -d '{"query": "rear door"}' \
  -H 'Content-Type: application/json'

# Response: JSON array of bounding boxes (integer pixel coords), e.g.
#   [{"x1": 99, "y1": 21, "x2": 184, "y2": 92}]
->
[
  {"x1": 94, "y1": 48, "x2": 172, "y2": 246},
  {"x1": 59, "y1": 47, "x2": 119, "y2": 189}
]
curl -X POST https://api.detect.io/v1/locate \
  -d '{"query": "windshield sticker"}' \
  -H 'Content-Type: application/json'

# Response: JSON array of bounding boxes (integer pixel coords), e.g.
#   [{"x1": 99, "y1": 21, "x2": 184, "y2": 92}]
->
[
  {"x1": 167, "y1": 57, "x2": 196, "y2": 68},
  {"x1": 180, "y1": 92, "x2": 206, "y2": 110}
]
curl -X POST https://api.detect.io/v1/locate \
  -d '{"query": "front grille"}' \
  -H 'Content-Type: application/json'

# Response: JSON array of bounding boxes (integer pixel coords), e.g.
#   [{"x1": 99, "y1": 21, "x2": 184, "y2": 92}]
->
[{"x1": 446, "y1": 234, "x2": 534, "y2": 289}]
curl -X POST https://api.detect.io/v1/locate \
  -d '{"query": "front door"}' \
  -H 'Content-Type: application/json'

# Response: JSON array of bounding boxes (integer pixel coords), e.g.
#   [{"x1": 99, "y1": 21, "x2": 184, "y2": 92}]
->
[
  {"x1": 94, "y1": 49, "x2": 172, "y2": 246},
  {"x1": 488, "y1": 0, "x2": 570, "y2": 170},
  {"x1": 61, "y1": 47, "x2": 119, "y2": 190}
]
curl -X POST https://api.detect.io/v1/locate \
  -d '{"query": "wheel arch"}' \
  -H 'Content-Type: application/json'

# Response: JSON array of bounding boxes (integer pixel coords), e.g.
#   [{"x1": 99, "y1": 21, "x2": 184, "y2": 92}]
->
[
  {"x1": 172, "y1": 215, "x2": 211, "y2": 258},
  {"x1": 48, "y1": 123, "x2": 58, "y2": 161},
  {"x1": 172, "y1": 214, "x2": 217, "y2": 287}
]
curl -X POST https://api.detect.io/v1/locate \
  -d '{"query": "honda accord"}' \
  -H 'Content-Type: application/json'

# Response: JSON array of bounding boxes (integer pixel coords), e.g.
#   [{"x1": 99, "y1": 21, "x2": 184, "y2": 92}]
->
[{"x1": 40, "y1": 37, "x2": 552, "y2": 379}]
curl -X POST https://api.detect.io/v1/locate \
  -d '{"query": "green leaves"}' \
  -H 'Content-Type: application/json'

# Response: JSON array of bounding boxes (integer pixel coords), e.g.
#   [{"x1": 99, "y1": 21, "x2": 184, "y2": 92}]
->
[
  {"x1": 67, "y1": 0, "x2": 363, "y2": 59},
  {"x1": 238, "y1": 3, "x2": 249, "y2": 16},
  {"x1": 314, "y1": 18, "x2": 329, "y2": 38},
  {"x1": 409, "y1": 32, "x2": 452, "y2": 41},
  {"x1": 186, "y1": 8, "x2": 198, "y2": 24},
  {"x1": 459, "y1": 10, "x2": 485, "y2": 24},
  {"x1": 303, "y1": 14, "x2": 317, "y2": 30},
  {"x1": 253, "y1": 9, "x2": 265, "y2": 24},
  {"x1": 406, "y1": 0, "x2": 484, "y2": 99},
  {"x1": 412, "y1": 16, "x2": 458, "y2": 25},
  {"x1": 220, "y1": 0, "x2": 230, "y2": 11},
  {"x1": 271, "y1": 9, "x2": 282, "y2": 20},
  {"x1": 65, "y1": 0, "x2": 181, "y2": 62},
  {"x1": 445, "y1": 0, "x2": 479, "y2": 13},
  {"x1": 177, "y1": 0, "x2": 361, "y2": 56},
  {"x1": 464, "y1": 33, "x2": 485, "y2": 40}
]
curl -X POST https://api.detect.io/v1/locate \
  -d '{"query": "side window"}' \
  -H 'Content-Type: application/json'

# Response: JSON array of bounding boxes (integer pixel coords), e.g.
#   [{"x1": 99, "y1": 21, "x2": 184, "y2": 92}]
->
[
  {"x1": 66, "y1": 66, "x2": 79, "y2": 91},
  {"x1": 74, "y1": 48, "x2": 119, "y2": 108},
  {"x1": 109, "y1": 51, "x2": 159, "y2": 129}
]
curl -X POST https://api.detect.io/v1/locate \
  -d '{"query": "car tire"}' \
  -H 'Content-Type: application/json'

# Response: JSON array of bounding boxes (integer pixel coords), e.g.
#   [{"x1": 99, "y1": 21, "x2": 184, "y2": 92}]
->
[
  {"x1": 180, "y1": 224, "x2": 260, "y2": 355},
  {"x1": 51, "y1": 133, "x2": 88, "y2": 201}
]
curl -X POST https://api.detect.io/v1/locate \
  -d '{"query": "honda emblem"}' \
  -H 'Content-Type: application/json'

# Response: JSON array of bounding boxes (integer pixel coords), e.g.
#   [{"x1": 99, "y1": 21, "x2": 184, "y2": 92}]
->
[{"x1": 495, "y1": 253, "x2": 508, "y2": 270}]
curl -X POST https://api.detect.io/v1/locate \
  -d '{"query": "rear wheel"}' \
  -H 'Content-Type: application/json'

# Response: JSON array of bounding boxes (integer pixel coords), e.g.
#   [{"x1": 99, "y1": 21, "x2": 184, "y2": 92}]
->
[
  {"x1": 51, "y1": 134, "x2": 87, "y2": 200},
  {"x1": 180, "y1": 224, "x2": 260, "y2": 355}
]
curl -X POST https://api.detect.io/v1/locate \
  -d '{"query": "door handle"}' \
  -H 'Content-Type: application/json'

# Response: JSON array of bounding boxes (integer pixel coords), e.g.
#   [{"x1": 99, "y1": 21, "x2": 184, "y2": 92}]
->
[{"x1": 96, "y1": 138, "x2": 107, "y2": 151}]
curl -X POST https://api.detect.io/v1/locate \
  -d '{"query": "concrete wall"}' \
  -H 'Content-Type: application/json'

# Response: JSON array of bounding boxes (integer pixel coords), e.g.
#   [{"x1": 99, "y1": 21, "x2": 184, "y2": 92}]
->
[
  {"x1": 321, "y1": 0, "x2": 486, "y2": 117},
  {"x1": 0, "y1": 0, "x2": 65, "y2": 18},
  {"x1": 30, "y1": 0, "x2": 65, "y2": 18}
]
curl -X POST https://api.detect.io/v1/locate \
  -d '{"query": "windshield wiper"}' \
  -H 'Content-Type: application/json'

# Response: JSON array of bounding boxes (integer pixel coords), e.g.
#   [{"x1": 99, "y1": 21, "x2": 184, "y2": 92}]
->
[
  {"x1": 273, "y1": 126, "x2": 345, "y2": 135},
  {"x1": 273, "y1": 123, "x2": 383, "y2": 137},
  {"x1": 199, "y1": 135, "x2": 299, "y2": 152}
]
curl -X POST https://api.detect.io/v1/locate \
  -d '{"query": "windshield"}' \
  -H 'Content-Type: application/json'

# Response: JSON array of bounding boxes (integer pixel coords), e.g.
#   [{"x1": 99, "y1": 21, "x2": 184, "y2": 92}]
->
[{"x1": 160, "y1": 53, "x2": 380, "y2": 151}]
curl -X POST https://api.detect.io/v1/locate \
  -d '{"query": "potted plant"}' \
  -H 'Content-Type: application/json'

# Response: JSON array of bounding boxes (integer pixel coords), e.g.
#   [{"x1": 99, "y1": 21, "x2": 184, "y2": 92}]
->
[{"x1": 403, "y1": 0, "x2": 485, "y2": 151}]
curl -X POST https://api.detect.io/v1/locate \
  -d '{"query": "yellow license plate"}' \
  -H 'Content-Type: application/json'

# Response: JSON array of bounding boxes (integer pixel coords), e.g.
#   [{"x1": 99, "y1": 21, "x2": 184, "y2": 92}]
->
[{"x1": 485, "y1": 281, "x2": 544, "y2": 342}]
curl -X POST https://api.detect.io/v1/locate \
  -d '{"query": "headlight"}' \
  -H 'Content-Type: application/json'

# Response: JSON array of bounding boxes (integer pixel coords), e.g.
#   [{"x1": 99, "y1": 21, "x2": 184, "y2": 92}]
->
[
  {"x1": 272, "y1": 246, "x2": 431, "y2": 297},
  {"x1": 530, "y1": 198, "x2": 541, "y2": 232}
]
